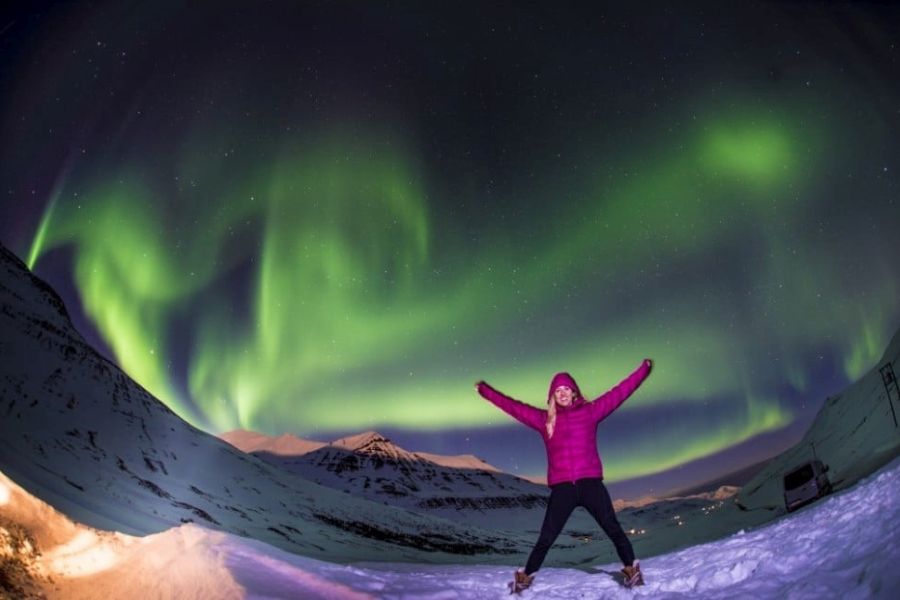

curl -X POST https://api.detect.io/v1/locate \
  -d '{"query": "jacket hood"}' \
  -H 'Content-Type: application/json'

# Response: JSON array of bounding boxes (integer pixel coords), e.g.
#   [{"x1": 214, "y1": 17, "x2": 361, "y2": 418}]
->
[{"x1": 548, "y1": 372, "x2": 585, "y2": 408}]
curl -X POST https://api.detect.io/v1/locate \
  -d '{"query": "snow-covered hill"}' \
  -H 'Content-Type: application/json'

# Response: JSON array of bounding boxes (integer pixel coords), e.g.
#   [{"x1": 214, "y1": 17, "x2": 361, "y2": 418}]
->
[
  {"x1": 219, "y1": 430, "x2": 327, "y2": 456},
  {"x1": 222, "y1": 429, "x2": 501, "y2": 473},
  {"x1": 3, "y1": 450, "x2": 897, "y2": 598},
  {"x1": 0, "y1": 243, "x2": 527, "y2": 564},
  {"x1": 736, "y1": 327, "x2": 900, "y2": 510},
  {"x1": 222, "y1": 429, "x2": 552, "y2": 530}
]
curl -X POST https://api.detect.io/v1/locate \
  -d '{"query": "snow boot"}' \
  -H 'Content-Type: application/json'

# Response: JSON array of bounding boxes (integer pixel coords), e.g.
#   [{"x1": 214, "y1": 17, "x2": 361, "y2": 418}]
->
[
  {"x1": 621, "y1": 560, "x2": 644, "y2": 588},
  {"x1": 508, "y1": 569, "x2": 534, "y2": 594}
]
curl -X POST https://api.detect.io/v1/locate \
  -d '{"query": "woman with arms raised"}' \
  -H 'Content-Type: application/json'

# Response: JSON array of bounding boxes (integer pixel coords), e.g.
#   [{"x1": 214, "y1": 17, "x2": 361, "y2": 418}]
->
[{"x1": 475, "y1": 358, "x2": 653, "y2": 594}]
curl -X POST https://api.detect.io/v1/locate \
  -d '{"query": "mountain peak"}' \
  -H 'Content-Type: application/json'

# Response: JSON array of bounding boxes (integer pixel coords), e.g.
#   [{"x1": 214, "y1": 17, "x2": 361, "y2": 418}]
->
[
  {"x1": 325, "y1": 431, "x2": 429, "y2": 464},
  {"x1": 330, "y1": 431, "x2": 403, "y2": 456},
  {"x1": 331, "y1": 431, "x2": 389, "y2": 450},
  {"x1": 220, "y1": 427, "x2": 508, "y2": 473},
  {"x1": 219, "y1": 430, "x2": 325, "y2": 455}
]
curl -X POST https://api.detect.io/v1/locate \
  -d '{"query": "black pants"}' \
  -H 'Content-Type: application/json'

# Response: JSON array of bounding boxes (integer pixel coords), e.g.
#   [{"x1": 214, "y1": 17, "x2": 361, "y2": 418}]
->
[{"x1": 524, "y1": 477, "x2": 634, "y2": 575}]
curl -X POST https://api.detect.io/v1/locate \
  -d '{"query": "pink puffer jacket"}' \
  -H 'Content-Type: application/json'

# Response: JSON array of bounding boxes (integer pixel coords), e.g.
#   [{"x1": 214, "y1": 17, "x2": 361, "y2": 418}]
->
[{"x1": 477, "y1": 359, "x2": 652, "y2": 486}]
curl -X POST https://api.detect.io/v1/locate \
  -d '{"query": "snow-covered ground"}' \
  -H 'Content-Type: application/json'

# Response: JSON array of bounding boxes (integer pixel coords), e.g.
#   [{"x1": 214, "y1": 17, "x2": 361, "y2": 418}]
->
[{"x1": 3, "y1": 454, "x2": 898, "y2": 599}]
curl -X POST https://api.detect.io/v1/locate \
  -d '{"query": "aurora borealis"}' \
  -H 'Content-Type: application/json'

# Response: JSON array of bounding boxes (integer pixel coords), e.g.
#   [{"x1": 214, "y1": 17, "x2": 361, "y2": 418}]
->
[{"x1": 2, "y1": 2, "x2": 899, "y2": 497}]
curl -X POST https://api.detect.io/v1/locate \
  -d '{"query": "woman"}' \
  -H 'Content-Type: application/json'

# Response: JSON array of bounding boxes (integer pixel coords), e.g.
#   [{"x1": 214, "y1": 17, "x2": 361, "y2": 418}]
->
[{"x1": 475, "y1": 358, "x2": 652, "y2": 593}]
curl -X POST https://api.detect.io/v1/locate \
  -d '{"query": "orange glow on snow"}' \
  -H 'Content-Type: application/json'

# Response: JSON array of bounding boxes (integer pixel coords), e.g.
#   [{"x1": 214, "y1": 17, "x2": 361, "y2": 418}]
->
[{"x1": 44, "y1": 531, "x2": 122, "y2": 577}]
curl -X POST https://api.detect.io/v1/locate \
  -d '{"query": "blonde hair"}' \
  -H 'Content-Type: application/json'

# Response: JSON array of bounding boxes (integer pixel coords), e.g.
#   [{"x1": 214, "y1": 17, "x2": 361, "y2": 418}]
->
[{"x1": 546, "y1": 399, "x2": 557, "y2": 439}]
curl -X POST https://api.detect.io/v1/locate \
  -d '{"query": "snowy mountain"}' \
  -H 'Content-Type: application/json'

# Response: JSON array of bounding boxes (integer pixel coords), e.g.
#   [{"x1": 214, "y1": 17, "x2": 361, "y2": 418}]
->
[
  {"x1": 613, "y1": 486, "x2": 739, "y2": 511},
  {"x1": 221, "y1": 429, "x2": 503, "y2": 472},
  {"x1": 219, "y1": 430, "x2": 327, "y2": 456},
  {"x1": 736, "y1": 327, "x2": 900, "y2": 510},
  {"x1": 221, "y1": 429, "x2": 552, "y2": 529},
  {"x1": 666, "y1": 457, "x2": 772, "y2": 498},
  {"x1": 0, "y1": 242, "x2": 529, "y2": 564},
  {"x1": 4, "y1": 447, "x2": 897, "y2": 598}
]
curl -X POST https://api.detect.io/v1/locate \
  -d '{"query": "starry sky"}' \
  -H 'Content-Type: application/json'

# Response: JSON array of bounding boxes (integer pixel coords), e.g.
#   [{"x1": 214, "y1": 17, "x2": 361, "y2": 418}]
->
[{"x1": 2, "y1": 1, "x2": 899, "y2": 499}]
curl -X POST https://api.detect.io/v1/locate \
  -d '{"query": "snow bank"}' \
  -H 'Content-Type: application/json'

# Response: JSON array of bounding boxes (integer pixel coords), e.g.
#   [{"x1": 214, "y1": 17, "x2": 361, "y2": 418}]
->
[{"x1": 0, "y1": 468, "x2": 244, "y2": 599}]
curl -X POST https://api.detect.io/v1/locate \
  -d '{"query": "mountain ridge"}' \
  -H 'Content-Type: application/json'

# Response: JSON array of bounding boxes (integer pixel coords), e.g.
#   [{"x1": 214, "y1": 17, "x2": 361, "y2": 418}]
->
[{"x1": 221, "y1": 428, "x2": 503, "y2": 473}]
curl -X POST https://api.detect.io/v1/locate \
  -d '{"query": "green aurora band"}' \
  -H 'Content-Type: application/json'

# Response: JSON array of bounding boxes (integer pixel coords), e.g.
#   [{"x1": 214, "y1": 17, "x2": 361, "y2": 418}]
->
[{"x1": 26, "y1": 106, "x2": 897, "y2": 482}]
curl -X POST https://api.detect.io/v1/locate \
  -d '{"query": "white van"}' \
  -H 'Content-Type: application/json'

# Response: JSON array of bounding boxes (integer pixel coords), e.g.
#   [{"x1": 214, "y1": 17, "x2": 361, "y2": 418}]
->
[{"x1": 783, "y1": 460, "x2": 832, "y2": 512}]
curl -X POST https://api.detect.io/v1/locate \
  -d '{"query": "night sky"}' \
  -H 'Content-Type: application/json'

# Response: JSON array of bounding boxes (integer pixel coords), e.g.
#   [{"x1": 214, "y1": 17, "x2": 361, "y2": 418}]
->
[{"x1": 2, "y1": 1, "x2": 899, "y2": 499}]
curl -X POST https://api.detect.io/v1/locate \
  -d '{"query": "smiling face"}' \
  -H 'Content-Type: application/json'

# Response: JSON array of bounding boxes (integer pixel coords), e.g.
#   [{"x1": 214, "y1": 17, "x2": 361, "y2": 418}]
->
[{"x1": 553, "y1": 385, "x2": 574, "y2": 407}]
